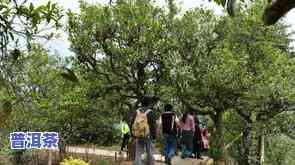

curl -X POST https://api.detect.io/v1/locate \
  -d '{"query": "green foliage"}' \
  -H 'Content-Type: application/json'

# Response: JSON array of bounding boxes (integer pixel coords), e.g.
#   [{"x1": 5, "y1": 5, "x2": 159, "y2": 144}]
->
[
  {"x1": 96, "y1": 160, "x2": 117, "y2": 165},
  {"x1": 2, "y1": 44, "x2": 122, "y2": 146},
  {"x1": 60, "y1": 157, "x2": 89, "y2": 165},
  {"x1": 265, "y1": 135, "x2": 295, "y2": 165},
  {"x1": 67, "y1": 0, "x2": 177, "y2": 112},
  {"x1": 0, "y1": 0, "x2": 63, "y2": 49},
  {"x1": 0, "y1": 101, "x2": 12, "y2": 128},
  {"x1": 65, "y1": 1, "x2": 295, "y2": 163},
  {"x1": 1, "y1": 1, "x2": 294, "y2": 165},
  {"x1": 162, "y1": 0, "x2": 295, "y2": 163},
  {"x1": 0, "y1": 0, "x2": 63, "y2": 132}
]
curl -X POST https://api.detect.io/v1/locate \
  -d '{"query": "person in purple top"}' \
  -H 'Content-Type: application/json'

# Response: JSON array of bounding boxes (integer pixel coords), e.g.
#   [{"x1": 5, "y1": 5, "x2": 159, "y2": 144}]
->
[{"x1": 179, "y1": 110, "x2": 195, "y2": 159}]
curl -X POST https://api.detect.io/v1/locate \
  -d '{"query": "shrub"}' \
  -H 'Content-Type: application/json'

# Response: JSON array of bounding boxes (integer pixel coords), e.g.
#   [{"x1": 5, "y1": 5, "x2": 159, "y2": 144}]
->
[{"x1": 60, "y1": 157, "x2": 89, "y2": 165}]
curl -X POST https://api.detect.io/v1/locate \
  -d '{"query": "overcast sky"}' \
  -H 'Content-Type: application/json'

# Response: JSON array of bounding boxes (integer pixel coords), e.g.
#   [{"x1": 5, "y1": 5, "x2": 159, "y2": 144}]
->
[{"x1": 29, "y1": 0, "x2": 295, "y2": 57}]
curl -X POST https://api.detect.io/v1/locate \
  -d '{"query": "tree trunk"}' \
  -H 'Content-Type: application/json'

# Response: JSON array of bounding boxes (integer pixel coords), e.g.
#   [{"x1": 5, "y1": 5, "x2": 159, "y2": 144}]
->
[
  {"x1": 247, "y1": 122, "x2": 260, "y2": 165},
  {"x1": 212, "y1": 111, "x2": 225, "y2": 165},
  {"x1": 239, "y1": 123, "x2": 251, "y2": 165},
  {"x1": 246, "y1": 113, "x2": 263, "y2": 165},
  {"x1": 239, "y1": 112, "x2": 267, "y2": 165},
  {"x1": 0, "y1": 129, "x2": 3, "y2": 149},
  {"x1": 259, "y1": 135, "x2": 265, "y2": 165}
]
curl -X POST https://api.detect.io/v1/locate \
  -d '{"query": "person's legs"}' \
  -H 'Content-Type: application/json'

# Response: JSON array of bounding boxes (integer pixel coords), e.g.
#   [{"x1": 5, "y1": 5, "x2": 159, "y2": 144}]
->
[
  {"x1": 192, "y1": 139, "x2": 203, "y2": 159},
  {"x1": 163, "y1": 134, "x2": 169, "y2": 163},
  {"x1": 146, "y1": 138, "x2": 155, "y2": 165},
  {"x1": 134, "y1": 138, "x2": 145, "y2": 165},
  {"x1": 196, "y1": 141, "x2": 202, "y2": 159},
  {"x1": 163, "y1": 134, "x2": 175, "y2": 164},
  {"x1": 121, "y1": 135, "x2": 126, "y2": 151},
  {"x1": 192, "y1": 137, "x2": 197, "y2": 158},
  {"x1": 181, "y1": 143, "x2": 190, "y2": 158},
  {"x1": 187, "y1": 132, "x2": 194, "y2": 156},
  {"x1": 166, "y1": 135, "x2": 177, "y2": 164},
  {"x1": 181, "y1": 130, "x2": 193, "y2": 158},
  {"x1": 121, "y1": 134, "x2": 130, "y2": 151},
  {"x1": 181, "y1": 133, "x2": 188, "y2": 159}
]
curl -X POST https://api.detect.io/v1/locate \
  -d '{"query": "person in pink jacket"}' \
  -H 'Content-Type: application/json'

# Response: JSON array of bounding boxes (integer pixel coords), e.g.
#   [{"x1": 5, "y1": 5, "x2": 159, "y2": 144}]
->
[{"x1": 179, "y1": 111, "x2": 195, "y2": 159}]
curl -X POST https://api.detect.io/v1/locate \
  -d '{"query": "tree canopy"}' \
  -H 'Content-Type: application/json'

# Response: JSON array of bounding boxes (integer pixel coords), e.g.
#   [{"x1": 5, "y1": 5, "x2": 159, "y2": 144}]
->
[{"x1": 0, "y1": 0, "x2": 294, "y2": 165}]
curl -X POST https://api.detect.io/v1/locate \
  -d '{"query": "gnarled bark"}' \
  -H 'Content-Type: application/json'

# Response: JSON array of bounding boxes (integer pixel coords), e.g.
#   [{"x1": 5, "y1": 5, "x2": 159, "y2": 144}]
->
[{"x1": 211, "y1": 111, "x2": 225, "y2": 165}]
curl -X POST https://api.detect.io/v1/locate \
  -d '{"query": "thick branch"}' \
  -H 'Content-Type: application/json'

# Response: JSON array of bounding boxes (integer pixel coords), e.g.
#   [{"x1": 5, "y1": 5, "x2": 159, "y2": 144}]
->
[{"x1": 180, "y1": 97, "x2": 214, "y2": 115}]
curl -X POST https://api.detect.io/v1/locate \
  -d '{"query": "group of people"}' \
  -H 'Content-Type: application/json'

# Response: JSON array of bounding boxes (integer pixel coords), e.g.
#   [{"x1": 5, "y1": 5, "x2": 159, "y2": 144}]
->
[{"x1": 119, "y1": 96, "x2": 209, "y2": 165}]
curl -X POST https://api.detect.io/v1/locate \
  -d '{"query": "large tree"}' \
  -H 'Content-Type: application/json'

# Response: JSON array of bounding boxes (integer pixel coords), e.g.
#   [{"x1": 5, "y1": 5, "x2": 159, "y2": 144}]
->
[
  {"x1": 169, "y1": 1, "x2": 295, "y2": 164},
  {"x1": 67, "y1": 0, "x2": 176, "y2": 111}
]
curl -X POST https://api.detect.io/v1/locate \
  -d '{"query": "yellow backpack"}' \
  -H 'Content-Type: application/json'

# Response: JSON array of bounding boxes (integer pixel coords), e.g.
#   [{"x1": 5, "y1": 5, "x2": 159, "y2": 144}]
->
[{"x1": 132, "y1": 109, "x2": 151, "y2": 138}]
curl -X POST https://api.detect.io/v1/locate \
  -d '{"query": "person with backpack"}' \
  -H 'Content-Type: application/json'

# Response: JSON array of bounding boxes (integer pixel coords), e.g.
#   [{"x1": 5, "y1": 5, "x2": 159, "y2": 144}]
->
[
  {"x1": 131, "y1": 95, "x2": 157, "y2": 165},
  {"x1": 179, "y1": 110, "x2": 195, "y2": 159},
  {"x1": 120, "y1": 118, "x2": 131, "y2": 153},
  {"x1": 159, "y1": 104, "x2": 178, "y2": 165}
]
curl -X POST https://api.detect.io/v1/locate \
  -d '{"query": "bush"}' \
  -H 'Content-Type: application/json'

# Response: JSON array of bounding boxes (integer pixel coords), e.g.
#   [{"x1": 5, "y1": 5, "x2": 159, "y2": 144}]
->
[
  {"x1": 97, "y1": 160, "x2": 111, "y2": 165},
  {"x1": 60, "y1": 157, "x2": 89, "y2": 165}
]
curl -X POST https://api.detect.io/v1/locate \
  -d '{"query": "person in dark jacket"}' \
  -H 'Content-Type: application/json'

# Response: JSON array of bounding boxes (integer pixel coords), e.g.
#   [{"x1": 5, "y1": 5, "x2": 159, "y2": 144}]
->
[
  {"x1": 193, "y1": 116, "x2": 203, "y2": 159},
  {"x1": 159, "y1": 104, "x2": 178, "y2": 165}
]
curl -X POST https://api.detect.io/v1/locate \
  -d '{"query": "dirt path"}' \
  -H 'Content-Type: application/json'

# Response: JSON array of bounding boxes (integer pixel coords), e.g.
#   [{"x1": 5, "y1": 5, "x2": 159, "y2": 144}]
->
[
  {"x1": 66, "y1": 146, "x2": 165, "y2": 161},
  {"x1": 65, "y1": 146, "x2": 213, "y2": 165}
]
